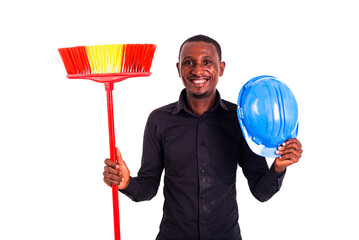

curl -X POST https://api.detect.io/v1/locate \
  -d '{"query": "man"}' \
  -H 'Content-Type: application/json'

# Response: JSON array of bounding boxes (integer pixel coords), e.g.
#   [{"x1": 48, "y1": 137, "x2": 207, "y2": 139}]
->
[{"x1": 103, "y1": 35, "x2": 303, "y2": 240}]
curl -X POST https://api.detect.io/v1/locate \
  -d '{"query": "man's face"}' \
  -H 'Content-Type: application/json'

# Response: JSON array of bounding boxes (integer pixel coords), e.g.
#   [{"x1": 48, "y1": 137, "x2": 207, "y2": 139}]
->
[{"x1": 177, "y1": 41, "x2": 225, "y2": 99}]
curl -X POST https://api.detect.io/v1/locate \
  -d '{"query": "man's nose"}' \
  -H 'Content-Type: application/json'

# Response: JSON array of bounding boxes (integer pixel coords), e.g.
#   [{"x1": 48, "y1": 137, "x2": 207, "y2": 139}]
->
[{"x1": 192, "y1": 63, "x2": 205, "y2": 76}]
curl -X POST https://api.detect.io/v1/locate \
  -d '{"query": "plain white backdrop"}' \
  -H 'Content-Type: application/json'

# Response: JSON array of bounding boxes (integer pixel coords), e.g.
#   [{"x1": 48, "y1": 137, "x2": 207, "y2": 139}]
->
[{"x1": 1, "y1": 0, "x2": 358, "y2": 239}]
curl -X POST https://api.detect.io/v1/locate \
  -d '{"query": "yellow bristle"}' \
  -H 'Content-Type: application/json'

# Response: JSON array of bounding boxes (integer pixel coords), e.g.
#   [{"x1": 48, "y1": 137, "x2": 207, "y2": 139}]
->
[{"x1": 86, "y1": 44, "x2": 124, "y2": 73}]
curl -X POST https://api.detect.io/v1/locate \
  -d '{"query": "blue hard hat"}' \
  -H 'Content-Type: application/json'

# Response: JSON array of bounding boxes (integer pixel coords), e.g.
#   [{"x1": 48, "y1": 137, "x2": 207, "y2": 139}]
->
[{"x1": 237, "y1": 75, "x2": 299, "y2": 158}]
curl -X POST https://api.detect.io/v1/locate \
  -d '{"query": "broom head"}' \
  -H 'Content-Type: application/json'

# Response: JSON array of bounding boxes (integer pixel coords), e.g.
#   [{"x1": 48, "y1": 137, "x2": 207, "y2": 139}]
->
[{"x1": 58, "y1": 44, "x2": 156, "y2": 83}]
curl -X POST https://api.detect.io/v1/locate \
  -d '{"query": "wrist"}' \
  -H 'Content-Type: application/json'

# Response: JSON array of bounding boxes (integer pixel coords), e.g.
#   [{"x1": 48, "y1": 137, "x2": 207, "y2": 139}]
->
[{"x1": 274, "y1": 160, "x2": 286, "y2": 174}]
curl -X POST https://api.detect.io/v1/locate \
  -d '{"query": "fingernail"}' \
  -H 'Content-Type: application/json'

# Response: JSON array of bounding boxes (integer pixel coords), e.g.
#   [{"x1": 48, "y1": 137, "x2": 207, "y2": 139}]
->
[{"x1": 276, "y1": 150, "x2": 280, "y2": 154}]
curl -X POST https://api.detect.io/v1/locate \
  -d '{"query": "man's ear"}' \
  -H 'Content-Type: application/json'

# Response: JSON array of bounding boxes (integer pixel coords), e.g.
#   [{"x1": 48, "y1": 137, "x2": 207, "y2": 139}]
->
[
  {"x1": 176, "y1": 62, "x2": 181, "y2": 77},
  {"x1": 219, "y1": 61, "x2": 226, "y2": 77}
]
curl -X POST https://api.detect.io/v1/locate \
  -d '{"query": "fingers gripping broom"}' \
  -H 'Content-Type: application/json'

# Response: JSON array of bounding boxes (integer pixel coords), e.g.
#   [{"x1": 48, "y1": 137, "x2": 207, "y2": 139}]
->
[{"x1": 58, "y1": 44, "x2": 156, "y2": 240}]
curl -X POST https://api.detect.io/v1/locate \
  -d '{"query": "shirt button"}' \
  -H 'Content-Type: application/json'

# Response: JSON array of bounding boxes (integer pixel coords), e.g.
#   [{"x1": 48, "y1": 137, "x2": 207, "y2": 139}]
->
[
  {"x1": 202, "y1": 194, "x2": 206, "y2": 200},
  {"x1": 201, "y1": 168, "x2": 205, "y2": 174},
  {"x1": 200, "y1": 141, "x2": 205, "y2": 146},
  {"x1": 201, "y1": 220, "x2": 206, "y2": 225}
]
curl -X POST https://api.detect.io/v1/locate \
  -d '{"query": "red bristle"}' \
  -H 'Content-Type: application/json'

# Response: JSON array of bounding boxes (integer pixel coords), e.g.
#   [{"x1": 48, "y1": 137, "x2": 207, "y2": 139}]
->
[
  {"x1": 142, "y1": 45, "x2": 150, "y2": 72},
  {"x1": 72, "y1": 46, "x2": 90, "y2": 74},
  {"x1": 68, "y1": 49, "x2": 79, "y2": 74},
  {"x1": 123, "y1": 44, "x2": 134, "y2": 73},
  {"x1": 124, "y1": 44, "x2": 132, "y2": 73},
  {"x1": 132, "y1": 44, "x2": 140, "y2": 72},
  {"x1": 137, "y1": 44, "x2": 147, "y2": 72},
  {"x1": 59, "y1": 47, "x2": 74, "y2": 74},
  {"x1": 67, "y1": 48, "x2": 80, "y2": 74},
  {"x1": 75, "y1": 46, "x2": 91, "y2": 74},
  {"x1": 143, "y1": 44, "x2": 156, "y2": 72},
  {"x1": 72, "y1": 47, "x2": 82, "y2": 74},
  {"x1": 130, "y1": 44, "x2": 138, "y2": 72},
  {"x1": 58, "y1": 46, "x2": 91, "y2": 75},
  {"x1": 59, "y1": 48, "x2": 76, "y2": 74},
  {"x1": 121, "y1": 44, "x2": 128, "y2": 73},
  {"x1": 136, "y1": 45, "x2": 143, "y2": 72},
  {"x1": 137, "y1": 44, "x2": 145, "y2": 72},
  {"x1": 144, "y1": 45, "x2": 152, "y2": 72},
  {"x1": 130, "y1": 44, "x2": 137, "y2": 72},
  {"x1": 72, "y1": 47, "x2": 83, "y2": 74},
  {"x1": 145, "y1": 44, "x2": 155, "y2": 72}
]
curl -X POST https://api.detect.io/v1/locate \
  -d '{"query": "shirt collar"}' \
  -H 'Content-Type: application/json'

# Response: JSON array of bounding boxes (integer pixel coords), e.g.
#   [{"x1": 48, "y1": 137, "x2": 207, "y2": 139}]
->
[{"x1": 172, "y1": 89, "x2": 229, "y2": 115}]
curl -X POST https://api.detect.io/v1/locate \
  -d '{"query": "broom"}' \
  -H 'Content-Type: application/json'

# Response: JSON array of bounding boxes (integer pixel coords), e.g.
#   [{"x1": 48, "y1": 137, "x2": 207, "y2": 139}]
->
[{"x1": 58, "y1": 43, "x2": 156, "y2": 240}]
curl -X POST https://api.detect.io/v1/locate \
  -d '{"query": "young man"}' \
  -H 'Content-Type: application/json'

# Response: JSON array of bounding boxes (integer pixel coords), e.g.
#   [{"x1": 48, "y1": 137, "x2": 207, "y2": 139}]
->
[{"x1": 103, "y1": 35, "x2": 303, "y2": 240}]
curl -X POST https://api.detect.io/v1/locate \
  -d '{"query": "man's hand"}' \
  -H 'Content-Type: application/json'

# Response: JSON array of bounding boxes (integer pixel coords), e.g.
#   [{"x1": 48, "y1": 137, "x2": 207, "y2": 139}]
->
[
  {"x1": 274, "y1": 138, "x2": 303, "y2": 174},
  {"x1": 103, "y1": 147, "x2": 130, "y2": 190}
]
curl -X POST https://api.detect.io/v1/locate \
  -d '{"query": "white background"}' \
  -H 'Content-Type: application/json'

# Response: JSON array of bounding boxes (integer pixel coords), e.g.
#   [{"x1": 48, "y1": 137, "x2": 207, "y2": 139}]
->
[{"x1": 1, "y1": 0, "x2": 358, "y2": 239}]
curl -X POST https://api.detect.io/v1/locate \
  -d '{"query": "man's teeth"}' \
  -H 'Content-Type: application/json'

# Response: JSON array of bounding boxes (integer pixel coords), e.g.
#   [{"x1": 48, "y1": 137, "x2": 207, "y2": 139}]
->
[{"x1": 192, "y1": 79, "x2": 207, "y2": 84}]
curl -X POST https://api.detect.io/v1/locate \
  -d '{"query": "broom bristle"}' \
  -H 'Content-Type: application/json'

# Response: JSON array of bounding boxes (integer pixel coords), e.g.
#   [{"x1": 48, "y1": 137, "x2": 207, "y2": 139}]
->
[{"x1": 58, "y1": 44, "x2": 156, "y2": 75}]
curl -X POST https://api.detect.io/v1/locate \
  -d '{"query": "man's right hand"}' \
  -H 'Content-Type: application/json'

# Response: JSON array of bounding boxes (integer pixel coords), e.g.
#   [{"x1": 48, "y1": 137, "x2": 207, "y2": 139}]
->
[{"x1": 103, "y1": 147, "x2": 130, "y2": 190}]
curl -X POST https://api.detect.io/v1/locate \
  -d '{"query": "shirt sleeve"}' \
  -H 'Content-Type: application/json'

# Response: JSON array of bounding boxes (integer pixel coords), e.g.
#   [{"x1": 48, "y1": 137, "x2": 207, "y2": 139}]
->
[
  {"x1": 238, "y1": 135, "x2": 286, "y2": 202},
  {"x1": 120, "y1": 112, "x2": 164, "y2": 202}
]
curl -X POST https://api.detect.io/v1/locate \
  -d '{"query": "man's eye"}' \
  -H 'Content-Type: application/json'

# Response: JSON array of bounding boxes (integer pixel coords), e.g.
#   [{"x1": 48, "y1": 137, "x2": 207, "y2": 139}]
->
[
  {"x1": 203, "y1": 60, "x2": 212, "y2": 65},
  {"x1": 184, "y1": 60, "x2": 193, "y2": 65}
]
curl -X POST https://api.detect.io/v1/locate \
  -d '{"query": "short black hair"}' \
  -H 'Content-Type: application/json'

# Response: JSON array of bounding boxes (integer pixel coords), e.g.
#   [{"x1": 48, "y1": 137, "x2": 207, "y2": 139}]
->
[{"x1": 179, "y1": 34, "x2": 222, "y2": 61}]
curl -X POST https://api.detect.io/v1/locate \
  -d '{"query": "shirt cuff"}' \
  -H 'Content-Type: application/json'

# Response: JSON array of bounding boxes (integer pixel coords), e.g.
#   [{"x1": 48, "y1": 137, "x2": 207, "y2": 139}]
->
[
  {"x1": 275, "y1": 166, "x2": 286, "y2": 178},
  {"x1": 269, "y1": 163, "x2": 286, "y2": 192},
  {"x1": 118, "y1": 176, "x2": 135, "y2": 200}
]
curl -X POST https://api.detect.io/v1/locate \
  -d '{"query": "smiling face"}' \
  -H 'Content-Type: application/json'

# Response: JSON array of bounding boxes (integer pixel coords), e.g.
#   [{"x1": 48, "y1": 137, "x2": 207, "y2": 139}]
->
[{"x1": 177, "y1": 41, "x2": 225, "y2": 100}]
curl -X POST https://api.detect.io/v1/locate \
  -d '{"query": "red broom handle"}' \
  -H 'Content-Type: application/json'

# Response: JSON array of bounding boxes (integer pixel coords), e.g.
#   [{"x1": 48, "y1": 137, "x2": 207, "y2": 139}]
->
[{"x1": 105, "y1": 82, "x2": 121, "y2": 240}]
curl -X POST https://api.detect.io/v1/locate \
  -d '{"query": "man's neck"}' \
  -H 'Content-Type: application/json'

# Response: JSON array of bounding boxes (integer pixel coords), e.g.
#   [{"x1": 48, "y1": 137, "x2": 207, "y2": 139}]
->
[{"x1": 186, "y1": 90, "x2": 217, "y2": 116}]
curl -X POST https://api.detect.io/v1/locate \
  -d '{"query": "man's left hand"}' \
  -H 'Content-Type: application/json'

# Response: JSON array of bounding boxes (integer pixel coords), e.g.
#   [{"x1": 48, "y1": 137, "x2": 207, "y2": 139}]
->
[{"x1": 274, "y1": 138, "x2": 303, "y2": 173}]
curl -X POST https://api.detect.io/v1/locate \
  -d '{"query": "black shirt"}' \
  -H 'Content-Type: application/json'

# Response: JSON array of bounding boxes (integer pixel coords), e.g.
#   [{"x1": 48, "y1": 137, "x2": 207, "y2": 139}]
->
[{"x1": 121, "y1": 89, "x2": 285, "y2": 240}]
